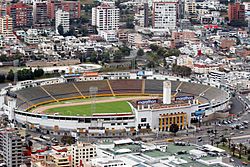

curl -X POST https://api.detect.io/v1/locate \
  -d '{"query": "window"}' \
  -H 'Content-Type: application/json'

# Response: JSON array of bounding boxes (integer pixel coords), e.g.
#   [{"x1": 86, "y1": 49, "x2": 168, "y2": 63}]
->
[{"x1": 141, "y1": 118, "x2": 147, "y2": 122}]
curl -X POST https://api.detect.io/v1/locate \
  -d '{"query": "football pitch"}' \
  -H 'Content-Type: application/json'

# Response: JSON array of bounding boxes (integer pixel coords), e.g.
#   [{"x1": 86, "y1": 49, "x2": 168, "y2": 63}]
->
[{"x1": 44, "y1": 101, "x2": 132, "y2": 116}]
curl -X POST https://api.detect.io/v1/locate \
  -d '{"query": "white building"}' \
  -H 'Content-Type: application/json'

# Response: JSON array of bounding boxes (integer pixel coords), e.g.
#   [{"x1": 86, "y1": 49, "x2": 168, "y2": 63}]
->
[
  {"x1": 0, "y1": 129, "x2": 24, "y2": 167},
  {"x1": 92, "y1": 3, "x2": 120, "y2": 32},
  {"x1": 71, "y1": 142, "x2": 97, "y2": 167},
  {"x1": 152, "y1": 0, "x2": 178, "y2": 30},
  {"x1": 0, "y1": 15, "x2": 13, "y2": 37},
  {"x1": 55, "y1": 9, "x2": 70, "y2": 34},
  {"x1": 99, "y1": 30, "x2": 118, "y2": 42}
]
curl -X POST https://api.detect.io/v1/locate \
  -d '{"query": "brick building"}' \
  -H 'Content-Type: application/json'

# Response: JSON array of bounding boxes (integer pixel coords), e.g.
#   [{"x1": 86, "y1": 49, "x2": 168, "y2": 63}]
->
[
  {"x1": 228, "y1": 2, "x2": 245, "y2": 21},
  {"x1": 7, "y1": 2, "x2": 33, "y2": 28}
]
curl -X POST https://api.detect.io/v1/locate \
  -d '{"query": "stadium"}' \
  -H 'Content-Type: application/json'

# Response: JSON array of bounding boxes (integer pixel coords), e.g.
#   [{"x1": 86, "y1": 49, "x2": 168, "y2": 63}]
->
[{"x1": 0, "y1": 72, "x2": 231, "y2": 135}]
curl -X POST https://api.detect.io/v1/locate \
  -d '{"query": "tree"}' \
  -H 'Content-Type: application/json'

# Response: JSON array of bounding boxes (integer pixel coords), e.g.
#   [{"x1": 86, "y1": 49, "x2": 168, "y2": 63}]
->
[
  {"x1": 228, "y1": 137, "x2": 231, "y2": 149},
  {"x1": 7, "y1": 69, "x2": 14, "y2": 81},
  {"x1": 229, "y1": 20, "x2": 248, "y2": 27},
  {"x1": 149, "y1": 44, "x2": 159, "y2": 52},
  {"x1": 243, "y1": 145, "x2": 248, "y2": 155},
  {"x1": 231, "y1": 144, "x2": 236, "y2": 156},
  {"x1": 0, "y1": 74, "x2": 5, "y2": 83},
  {"x1": 172, "y1": 64, "x2": 192, "y2": 77},
  {"x1": 113, "y1": 50, "x2": 123, "y2": 62},
  {"x1": 57, "y1": 24, "x2": 64, "y2": 35},
  {"x1": 137, "y1": 48, "x2": 144, "y2": 57},
  {"x1": 215, "y1": 141, "x2": 220, "y2": 147},
  {"x1": 169, "y1": 124, "x2": 179, "y2": 136},
  {"x1": 90, "y1": 51, "x2": 98, "y2": 63},
  {"x1": 220, "y1": 137, "x2": 227, "y2": 146},
  {"x1": 239, "y1": 143, "x2": 243, "y2": 159},
  {"x1": 126, "y1": 21, "x2": 134, "y2": 29},
  {"x1": 34, "y1": 69, "x2": 44, "y2": 78}
]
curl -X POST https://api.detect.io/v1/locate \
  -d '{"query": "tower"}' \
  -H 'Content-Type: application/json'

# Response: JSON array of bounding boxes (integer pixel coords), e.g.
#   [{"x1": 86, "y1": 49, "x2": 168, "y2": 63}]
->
[{"x1": 163, "y1": 81, "x2": 171, "y2": 104}]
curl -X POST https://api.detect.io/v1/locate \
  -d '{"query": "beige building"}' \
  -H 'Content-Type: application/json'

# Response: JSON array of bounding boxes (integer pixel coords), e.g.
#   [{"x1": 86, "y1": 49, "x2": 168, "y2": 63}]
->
[
  {"x1": 71, "y1": 142, "x2": 96, "y2": 167},
  {"x1": 0, "y1": 15, "x2": 13, "y2": 36},
  {"x1": 184, "y1": 0, "x2": 196, "y2": 15}
]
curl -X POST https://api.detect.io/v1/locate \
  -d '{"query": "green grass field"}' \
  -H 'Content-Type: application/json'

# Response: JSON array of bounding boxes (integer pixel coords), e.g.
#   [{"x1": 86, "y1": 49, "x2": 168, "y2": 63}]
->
[{"x1": 44, "y1": 101, "x2": 132, "y2": 116}]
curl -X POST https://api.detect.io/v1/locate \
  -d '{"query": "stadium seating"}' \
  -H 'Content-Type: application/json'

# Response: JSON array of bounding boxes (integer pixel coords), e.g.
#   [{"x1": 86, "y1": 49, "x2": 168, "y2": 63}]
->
[
  {"x1": 74, "y1": 80, "x2": 112, "y2": 96},
  {"x1": 177, "y1": 82, "x2": 209, "y2": 96},
  {"x1": 144, "y1": 80, "x2": 163, "y2": 94},
  {"x1": 16, "y1": 87, "x2": 53, "y2": 105},
  {"x1": 42, "y1": 83, "x2": 81, "y2": 99},
  {"x1": 109, "y1": 80, "x2": 143, "y2": 94},
  {"x1": 14, "y1": 80, "x2": 229, "y2": 110},
  {"x1": 203, "y1": 87, "x2": 228, "y2": 102}
]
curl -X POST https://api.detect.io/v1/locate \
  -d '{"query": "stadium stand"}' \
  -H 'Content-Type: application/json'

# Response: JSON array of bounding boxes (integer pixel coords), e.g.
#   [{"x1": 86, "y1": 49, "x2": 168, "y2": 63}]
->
[
  {"x1": 203, "y1": 87, "x2": 228, "y2": 102},
  {"x1": 16, "y1": 87, "x2": 53, "y2": 105},
  {"x1": 109, "y1": 80, "x2": 143, "y2": 94},
  {"x1": 13, "y1": 80, "x2": 229, "y2": 110},
  {"x1": 177, "y1": 82, "x2": 210, "y2": 97},
  {"x1": 74, "y1": 80, "x2": 112, "y2": 96},
  {"x1": 144, "y1": 80, "x2": 163, "y2": 94},
  {"x1": 42, "y1": 83, "x2": 81, "y2": 99}
]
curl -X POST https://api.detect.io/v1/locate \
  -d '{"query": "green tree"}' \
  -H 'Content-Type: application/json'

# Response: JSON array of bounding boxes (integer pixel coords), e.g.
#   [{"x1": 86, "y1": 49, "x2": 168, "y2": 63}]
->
[
  {"x1": 231, "y1": 144, "x2": 236, "y2": 156},
  {"x1": 7, "y1": 69, "x2": 14, "y2": 81},
  {"x1": 34, "y1": 69, "x2": 44, "y2": 78},
  {"x1": 239, "y1": 143, "x2": 243, "y2": 159},
  {"x1": 113, "y1": 50, "x2": 123, "y2": 62},
  {"x1": 119, "y1": 45, "x2": 131, "y2": 57},
  {"x1": 90, "y1": 51, "x2": 98, "y2": 63},
  {"x1": 57, "y1": 24, "x2": 64, "y2": 35},
  {"x1": 169, "y1": 124, "x2": 179, "y2": 136},
  {"x1": 0, "y1": 74, "x2": 5, "y2": 83},
  {"x1": 220, "y1": 137, "x2": 227, "y2": 146},
  {"x1": 172, "y1": 64, "x2": 192, "y2": 77},
  {"x1": 149, "y1": 44, "x2": 159, "y2": 52},
  {"x1": 126, "y1": 21, "x2": 134, "y2": 29},
  {"x1": 137, "y1": 48, "x2": 144, "y2": 57}
]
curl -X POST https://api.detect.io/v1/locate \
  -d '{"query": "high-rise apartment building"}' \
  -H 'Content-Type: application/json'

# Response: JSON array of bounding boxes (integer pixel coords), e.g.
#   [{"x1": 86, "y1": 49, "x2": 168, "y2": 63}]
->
[
  {"x1": 0, "y1": 15, "x2": 13, "y2": 36},
  {"x1": 152, "y1": 0, "x2": 178, "y2": 30},
  {"x1": 47, "y1": 0, "x2": 62, "y2": 20},
  {"x1": 62, "y1": 1, "x2": 81, "y2": 19},
  {"x1": 48, "y1": 0, "x2": 80, "y2": 20},
  {"x1": 228, "y1": 2, "x2": 245, "y2": 21},
  {"x1": 184, "y1": 0, "x2": 196, "y2": 15},
  {"x1": 55, "y1": 9, "x2": 69, "y2": 34},
  {"x1": 92, "y1": 3, "x2": 120, "y2": 32},
  {"x1": 71, "y1": 142, "x2": 96, "y2": 167},
  {"x1": 0, "y1": 129, "x2": 24, "y2": 167},
  {"x1": 33, "y1": 2, "x2": 48, "y2": 26},
  {"x1": 7, "y1": 2, "x2": 33, "y2": 28}
]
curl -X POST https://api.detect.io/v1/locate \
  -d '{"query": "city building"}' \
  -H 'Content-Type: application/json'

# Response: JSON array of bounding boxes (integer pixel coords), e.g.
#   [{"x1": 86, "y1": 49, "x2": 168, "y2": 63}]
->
[
  {"x1": 7, "y1": 2, "x2": 33, "y2": 28},
  {"x1": 228, "y1": 2, "x2": 245, "y2": 22},
  {"x1": 184, "y1": 0, "x2": 196, "y2": 15},
  {"x1": 33, "y1": 2, "x2": 48, "y2": 26},
  {"x1": 62, "y1": 1, "x2": 81, "y2": 19},
  {"x1": 152, "y1": 0, "x2": 178, "y2": 30},
  {"x1": 0, "y1": 15, "x2": 13, "y2": 36},
  {"x1": 71, "y1": 142, "x2": 96, "y2": 167},
  {"x1": 55, "y1": 9, "x2": 70, "y2": 34},
  {"x1": 0, "y1": 129, "x2": 24, "y2": 167},
  {"x1": 92, "y1": 3, "x2": 120, "y2": 32},
  {"x1": 47, "y1": 0, "x2": 80, "y2": 20},
  {"x1": 47, "y1": 0, "x2": 62, "y2": 20}
]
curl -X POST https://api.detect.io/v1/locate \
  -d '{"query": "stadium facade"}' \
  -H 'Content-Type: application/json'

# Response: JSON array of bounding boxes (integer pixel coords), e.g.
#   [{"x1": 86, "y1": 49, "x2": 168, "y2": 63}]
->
[{"x1": 0, "y1": 72, "x2": 231, "y2": 135}]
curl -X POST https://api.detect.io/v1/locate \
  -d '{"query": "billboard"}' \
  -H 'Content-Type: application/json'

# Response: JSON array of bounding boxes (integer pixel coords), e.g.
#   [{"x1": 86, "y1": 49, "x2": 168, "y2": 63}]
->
[
  {"x1": 175, "y1": 96, "x2": 194, "y2": 101},
  {"x1": 137, "y1": 99, "x2": 158, "y2": 105}
]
